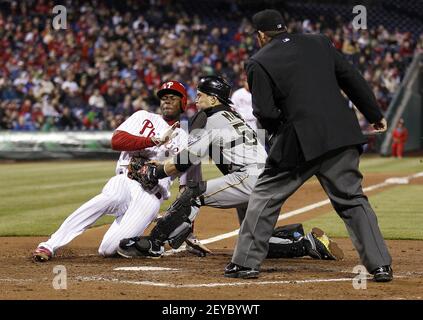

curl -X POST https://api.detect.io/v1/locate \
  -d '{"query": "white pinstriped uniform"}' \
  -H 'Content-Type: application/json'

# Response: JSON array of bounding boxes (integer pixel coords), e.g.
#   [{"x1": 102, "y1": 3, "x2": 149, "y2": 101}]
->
[{"x1": 38, "y1": 110, "x2": 187, "y2": 257}]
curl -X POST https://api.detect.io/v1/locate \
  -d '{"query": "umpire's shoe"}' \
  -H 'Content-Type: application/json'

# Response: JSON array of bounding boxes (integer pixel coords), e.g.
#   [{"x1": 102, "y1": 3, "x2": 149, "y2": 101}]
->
[
  {"x1": 305, "y1": 227, "x2": 344, "y2": 260},
  {"x1": 224, "y1": 262, "x2": 259, "y2": 279},
  {"x1": 372, "y1": 266, "x2": 393, "y2": 282}
]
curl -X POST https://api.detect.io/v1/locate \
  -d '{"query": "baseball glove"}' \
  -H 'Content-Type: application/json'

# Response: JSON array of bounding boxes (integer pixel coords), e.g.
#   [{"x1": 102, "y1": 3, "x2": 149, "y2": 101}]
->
[{"x1": 127, "y1": 158, "x2": 159, "y2": 190}]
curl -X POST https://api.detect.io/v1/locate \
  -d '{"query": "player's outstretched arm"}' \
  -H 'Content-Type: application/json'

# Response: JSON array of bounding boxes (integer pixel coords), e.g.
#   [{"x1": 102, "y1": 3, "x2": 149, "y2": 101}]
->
[
  {"x1": 111, "y1": 122, "x2": 179, "y2": 151},
  {"x1": 152, "y1": 160, "x2": 183, "y2": 178},
  {"x1": 111, "y1": 130, "x2": 156, "y2": 151},
  {"x1": 134, "y1": 159, "x2": 188, "y2": 189}
]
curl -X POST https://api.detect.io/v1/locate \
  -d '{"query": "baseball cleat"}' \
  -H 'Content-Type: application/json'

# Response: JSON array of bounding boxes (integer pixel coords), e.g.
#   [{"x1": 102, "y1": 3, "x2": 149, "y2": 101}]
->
[
  {"x1": 32, "y1": 246, "x2": 52, "y2": 262},
  {"x1": 185, "y1": 233, "x2": 212, "y2": 257},
  {"x1": 185, "y1": 246, "x2": 206, "y2": 257},
  {"x1": 305, "y1": 227, "x2": 344, "y2": 260},
  {"x1": 372, "y1": 266, "x2": 393, "y2": 282}
]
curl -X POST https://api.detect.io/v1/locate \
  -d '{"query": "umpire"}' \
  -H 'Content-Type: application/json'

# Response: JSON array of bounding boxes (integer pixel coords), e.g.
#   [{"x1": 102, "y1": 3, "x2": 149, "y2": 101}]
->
[{"x1": 226, "y1": 9, "x2": 393, "y2": 282}]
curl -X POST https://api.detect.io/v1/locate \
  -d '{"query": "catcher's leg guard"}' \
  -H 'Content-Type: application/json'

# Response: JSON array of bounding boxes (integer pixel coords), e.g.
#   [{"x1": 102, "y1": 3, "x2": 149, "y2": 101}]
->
[
  {"x1": 273, "y1": 223, "x2": 305, "y2": 238},
  {"x1": 117, "y1": 236, "x2": 164, "y2": 258},
  {"x1": 150, "y1": 181, "x2": 206, "y2": 248},
  {"x1": 267, "y1": 223, "x2": 310, "y2": 258},
  {"x1": 168, "y1": 205, "x2": 202, "y2": 249},
  {"x1": 168, "y1": 222, "x2": 192, "y2": 249}
]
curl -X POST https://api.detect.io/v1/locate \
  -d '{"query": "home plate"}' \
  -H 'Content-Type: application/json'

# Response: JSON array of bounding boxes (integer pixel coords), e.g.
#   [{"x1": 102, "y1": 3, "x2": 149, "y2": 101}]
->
[
  {"x1": 385, "y1": 178, "x2": 409, "y2": 184},
  {"x1": 114, "y1": 266, "x2": 179, "y2": 271}
]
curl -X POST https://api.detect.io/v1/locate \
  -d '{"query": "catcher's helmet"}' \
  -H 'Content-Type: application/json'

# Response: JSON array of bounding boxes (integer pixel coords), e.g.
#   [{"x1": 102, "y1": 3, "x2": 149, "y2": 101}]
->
[
  {"x1": 157, "y1": 80, "x2": 188, "y2": 112},
  {"x1": 197, "y1": 75, "x2": 233, "y2": 105}
]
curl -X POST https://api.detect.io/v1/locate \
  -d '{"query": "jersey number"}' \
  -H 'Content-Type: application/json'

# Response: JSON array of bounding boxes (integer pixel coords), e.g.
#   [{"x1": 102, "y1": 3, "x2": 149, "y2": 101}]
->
[{"x1": 232, "y1": 122, "x2": 257, "y2": 146}]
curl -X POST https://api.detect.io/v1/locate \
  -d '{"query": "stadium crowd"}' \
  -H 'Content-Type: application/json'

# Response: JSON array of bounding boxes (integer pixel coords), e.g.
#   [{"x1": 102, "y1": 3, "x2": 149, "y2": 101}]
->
[{"x1": 0, "y1": 0, "x2": 422, "y2": 132}]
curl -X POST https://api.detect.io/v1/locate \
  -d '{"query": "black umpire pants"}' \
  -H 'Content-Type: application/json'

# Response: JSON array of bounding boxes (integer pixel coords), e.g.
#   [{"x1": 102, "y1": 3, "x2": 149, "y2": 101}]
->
[{"x1": 231, "y1": 146, "x2": 392, "y2": 272}]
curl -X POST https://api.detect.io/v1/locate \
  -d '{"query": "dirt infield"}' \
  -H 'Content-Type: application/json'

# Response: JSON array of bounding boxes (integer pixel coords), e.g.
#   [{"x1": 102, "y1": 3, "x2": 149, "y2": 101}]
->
[{"x1": 1, "y1": 173, "x2": 422, "y2": 300}]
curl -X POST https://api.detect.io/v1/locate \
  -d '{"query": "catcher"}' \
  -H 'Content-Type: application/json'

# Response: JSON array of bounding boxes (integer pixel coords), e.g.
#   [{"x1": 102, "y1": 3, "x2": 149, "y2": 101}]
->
[{"x1": 116, "y1": 76, "x2": 344, "y2": 261}]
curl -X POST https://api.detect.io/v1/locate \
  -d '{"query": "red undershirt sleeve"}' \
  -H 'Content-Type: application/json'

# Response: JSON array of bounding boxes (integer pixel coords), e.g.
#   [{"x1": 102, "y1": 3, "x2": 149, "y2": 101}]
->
[{"x1": 111, "y1": 130, "x2": 156, "y2": 151}]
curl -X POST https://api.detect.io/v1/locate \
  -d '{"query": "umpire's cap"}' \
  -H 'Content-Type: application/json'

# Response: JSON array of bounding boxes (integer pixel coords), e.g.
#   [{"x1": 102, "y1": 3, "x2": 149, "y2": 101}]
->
[
  {"x1": 252, "y1": 9, "x2": 286, "y2": 32},
  {"x1": 197, "y1": 75, "x2": 233, "y2": 105}
]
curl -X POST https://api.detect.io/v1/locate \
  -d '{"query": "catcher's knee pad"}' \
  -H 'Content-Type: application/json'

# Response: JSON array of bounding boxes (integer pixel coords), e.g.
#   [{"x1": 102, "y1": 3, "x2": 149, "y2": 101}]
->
[
  {"x1": 267, "y1": 223, "x2": 309, "y2": 259},
  {"x1": 150, "y1": 181, "x2": 206, "y2": 245}
]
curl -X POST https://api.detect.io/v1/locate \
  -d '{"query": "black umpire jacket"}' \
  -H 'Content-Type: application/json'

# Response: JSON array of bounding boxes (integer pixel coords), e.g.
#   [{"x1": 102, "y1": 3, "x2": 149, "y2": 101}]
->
[{"x1": 246, "y1": 33, "x2": 384, "y2": 168}]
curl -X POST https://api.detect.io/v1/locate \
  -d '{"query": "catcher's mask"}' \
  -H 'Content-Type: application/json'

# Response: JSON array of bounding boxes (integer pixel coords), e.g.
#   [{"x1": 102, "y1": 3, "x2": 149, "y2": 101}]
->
[{"x1": 157, "y1": 80, "x2": 188, "y2": 112}]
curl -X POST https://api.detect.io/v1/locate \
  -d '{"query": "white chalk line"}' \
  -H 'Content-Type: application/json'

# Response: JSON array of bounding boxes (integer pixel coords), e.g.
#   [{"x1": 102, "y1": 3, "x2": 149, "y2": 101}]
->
[
  {"x1": 75, "y1": 274, "x2": 411, "y2": 288},
  {"x1": 165, "y1": 171, "x2": 423, "y2": 255},
  {"x1": 0, "y1": 273, "x2": 413, "y2": 289},
  {"x1": 75, "y1": 275, "x2": 359, "y2": 288},
  {"x1": 0, "y1": 278, "x2": 35, "y2": 283},
  {"x1": 114, "y1": 266, "x2": 179, "y2": 271}
]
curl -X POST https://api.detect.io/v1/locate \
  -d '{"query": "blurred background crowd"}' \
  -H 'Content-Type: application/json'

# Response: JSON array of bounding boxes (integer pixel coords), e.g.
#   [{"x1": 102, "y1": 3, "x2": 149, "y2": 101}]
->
[{"x1": 0, "y1": 0, "x2": 422, "y2": 132}]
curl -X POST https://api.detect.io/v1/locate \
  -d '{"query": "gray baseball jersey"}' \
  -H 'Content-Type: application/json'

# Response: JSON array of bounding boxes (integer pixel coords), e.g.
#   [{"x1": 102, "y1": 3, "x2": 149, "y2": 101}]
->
[{"x1": 178, "y1": 105, "x2": 267, "y2": 223}]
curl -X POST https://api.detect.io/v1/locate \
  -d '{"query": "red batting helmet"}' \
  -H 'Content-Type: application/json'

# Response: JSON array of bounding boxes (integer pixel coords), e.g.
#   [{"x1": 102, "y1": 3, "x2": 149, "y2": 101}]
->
[{"x1": 157, "y1": 80, "x2": 188, "y2": 112}]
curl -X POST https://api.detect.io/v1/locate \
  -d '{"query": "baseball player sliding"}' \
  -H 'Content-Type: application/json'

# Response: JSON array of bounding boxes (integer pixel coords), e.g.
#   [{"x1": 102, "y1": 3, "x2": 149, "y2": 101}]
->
[
  {"x1": 32, "y1": 81, "x2": 189, "y2": 262},
  {"x1": 116, "y1": 76, "x2": 343, "y2": 261}
]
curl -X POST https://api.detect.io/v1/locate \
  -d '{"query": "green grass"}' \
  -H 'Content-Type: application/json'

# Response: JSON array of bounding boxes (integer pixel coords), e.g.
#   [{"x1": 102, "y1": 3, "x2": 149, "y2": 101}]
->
[
  {"x1": 358, "y1": 156, "x2": 423, "y2": 174},
  {"x1": 0, "y1": 160, "x2": 222, "y2": 236},
  {"x1": 0, "y1": 157, "x2": 421, "y2": 237},
  {"x1": 303, "y1": 185, "x2": 423, "y2": 240},
  {"x1": 0, "y1": 161, "x2": 115, "y2": 236}
]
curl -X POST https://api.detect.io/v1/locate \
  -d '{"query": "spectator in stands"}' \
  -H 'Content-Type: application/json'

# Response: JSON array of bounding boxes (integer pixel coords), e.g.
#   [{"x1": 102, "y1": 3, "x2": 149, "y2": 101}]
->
[
  {"x1": 12, "y1": 114, "x2": 36, "y2": 131},
  {"x1": 57, "y1": 107, "x2": 80, "y2": 131},
  {"x1": 0, "y1": 104, "x2": 7, "y2": 129},
  {"x1": 0, "y1": 0, "x2": 420, "y2": 137},
  {"x1": 88, "y1": 89, "x2": 106, "y2": 109},
  {"x1": 61, "y1": 74, "x2": 79, "y2": 94},
  {"x1": 41, "y1": 116, "x2": 56, "y2": 132}
]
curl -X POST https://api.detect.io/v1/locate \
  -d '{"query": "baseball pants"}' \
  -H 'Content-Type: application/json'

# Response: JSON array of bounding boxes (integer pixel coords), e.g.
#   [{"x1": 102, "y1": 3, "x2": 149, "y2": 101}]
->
[
  {"x1": 38, "y1": 174, "x2": 163, "y2": 256},
  {"x1": 232, "y1": 146, "x2": 392, "y2": 273},
  {"x1": 185, "y1": 165, "x2": 262, "y2": 224}
]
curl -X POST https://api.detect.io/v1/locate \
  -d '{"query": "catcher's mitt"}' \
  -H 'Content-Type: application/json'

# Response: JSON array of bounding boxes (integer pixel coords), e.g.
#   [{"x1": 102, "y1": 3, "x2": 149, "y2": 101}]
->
[{"x1": 127, "y1": 157, "x2": 159, "y2": 190}]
